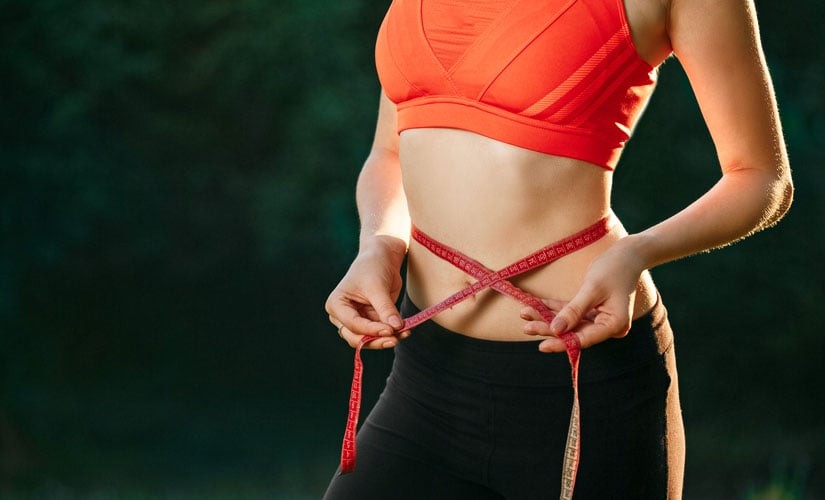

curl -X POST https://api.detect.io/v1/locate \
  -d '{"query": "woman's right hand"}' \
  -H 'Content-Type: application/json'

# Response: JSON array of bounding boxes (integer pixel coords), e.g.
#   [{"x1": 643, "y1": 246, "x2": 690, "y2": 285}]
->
[{"x1": 325, "y1": 235, "x2": 409, "y2": 349}]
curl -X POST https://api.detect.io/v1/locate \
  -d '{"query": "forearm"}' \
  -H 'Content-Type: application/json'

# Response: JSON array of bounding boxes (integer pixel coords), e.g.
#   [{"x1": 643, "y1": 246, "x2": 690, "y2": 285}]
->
[
  {"x1": 356, "y1": 147, "x2": 410, "y2": 261},
  {"x1": 625, "y1": 166, "x2": 793, "y2": 270}
]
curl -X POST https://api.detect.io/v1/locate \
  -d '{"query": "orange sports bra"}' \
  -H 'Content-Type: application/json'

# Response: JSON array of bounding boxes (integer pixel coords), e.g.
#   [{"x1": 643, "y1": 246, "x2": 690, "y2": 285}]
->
[{"x1": 375, "y1": 0, "x2": 663, "y2": 170}]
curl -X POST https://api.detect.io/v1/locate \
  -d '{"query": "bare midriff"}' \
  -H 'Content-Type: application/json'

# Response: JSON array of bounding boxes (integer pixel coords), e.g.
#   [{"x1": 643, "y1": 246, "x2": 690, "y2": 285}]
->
[{"x1": 400, "y1": 128, "x2": 658, "y2": 341}]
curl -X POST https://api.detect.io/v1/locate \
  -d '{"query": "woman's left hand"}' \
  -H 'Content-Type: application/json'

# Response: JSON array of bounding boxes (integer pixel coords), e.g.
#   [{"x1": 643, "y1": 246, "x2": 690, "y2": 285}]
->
[{"x1": 520, "y1": 237, "x2": 646, "y2": 353}]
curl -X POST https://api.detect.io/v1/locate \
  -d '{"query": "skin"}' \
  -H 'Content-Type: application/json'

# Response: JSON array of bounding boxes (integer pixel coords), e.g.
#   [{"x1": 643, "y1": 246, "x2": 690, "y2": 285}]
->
[{"x1": 325, "y1": 0, "x2": 793, "y2": 353}]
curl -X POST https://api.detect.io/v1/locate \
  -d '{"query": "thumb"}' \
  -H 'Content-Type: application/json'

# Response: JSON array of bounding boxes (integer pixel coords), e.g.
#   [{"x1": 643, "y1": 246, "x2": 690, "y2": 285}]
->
[
  {"x1": 368, "y1": 291, "x2": 403, "y2": 330},
  {"x1": 550, "y1": 289, "x2": 597, "y2": 335}
]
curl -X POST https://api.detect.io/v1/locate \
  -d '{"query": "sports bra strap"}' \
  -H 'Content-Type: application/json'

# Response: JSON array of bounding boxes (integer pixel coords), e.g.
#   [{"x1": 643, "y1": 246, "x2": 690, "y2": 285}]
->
[{"x1": 339, "y1": 217, "x2": 611, "y2": 499}]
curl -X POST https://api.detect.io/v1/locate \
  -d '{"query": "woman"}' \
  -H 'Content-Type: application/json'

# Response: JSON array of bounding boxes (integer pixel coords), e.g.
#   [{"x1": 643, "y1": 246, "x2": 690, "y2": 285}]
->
[{"x1": 324, "y1": 0, "x2": 793, "y2": 498}]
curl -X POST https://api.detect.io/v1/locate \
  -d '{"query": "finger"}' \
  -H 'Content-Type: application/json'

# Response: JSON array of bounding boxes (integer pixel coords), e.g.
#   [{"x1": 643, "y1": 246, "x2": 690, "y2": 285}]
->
[
  {"x1": 328, "y1": 295, "x2": 396, "y2": 336},
  {"x1": 356, "y1": 304, "x2": 382, "y2": 323},
  {"x1": 519, "y1": 297, "x2": 563, "y2": 321},
  {"x1": 582, "y1": 309, "x2": 599, "y2": 322},
  {"x1": 569, "y1": 313, "x2": 630, "y2": 349},
  {"x1": 538, "y1": 296, "x2": 567, "y2": 311},
  {"x1": 366, "y1": 292, "x2": 404, "y2": 330},
  {"x1": 339, "y1": 325, "x2": 400, "y2": 350},
  {"x1": 549, "y1": 288, "x2": 599, "y2": 336},
  {"x1": 519, "y1": 306, "x2": 551, "y2": 322},
  {"x1": 538, "y1": 336, "x2": 569, "y2": 353},
  {"x1": 519, "y1": 306, "x2": 542, "y2": 322},
  {"x1": 523, "y1": 320, "x2": 553, "y2": 336},
  {"x1": 522, "y1": 304, "x2": 598, "y2": 337},
  {"x1": 538, "y1": 310, "x2": 630, "y2": 353},
  {"x1": 519, "y1": 300, "x2": 597, "y2": 323}
]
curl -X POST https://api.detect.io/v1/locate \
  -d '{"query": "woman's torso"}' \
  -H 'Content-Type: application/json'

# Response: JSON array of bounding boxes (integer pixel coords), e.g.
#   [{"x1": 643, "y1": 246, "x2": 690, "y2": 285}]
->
[{"x1": 394, "y1": 0, "x2": 673, "y2": 341}]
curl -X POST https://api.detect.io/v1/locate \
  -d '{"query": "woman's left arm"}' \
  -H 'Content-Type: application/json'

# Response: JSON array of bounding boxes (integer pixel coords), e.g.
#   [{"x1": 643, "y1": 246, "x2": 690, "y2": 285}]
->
[
  {"x1": 527, "y1": 0, "x2": 794, "y2": 352},
  {"x1": 631, "y1": 0, "x2": 793, "y2": 262}
]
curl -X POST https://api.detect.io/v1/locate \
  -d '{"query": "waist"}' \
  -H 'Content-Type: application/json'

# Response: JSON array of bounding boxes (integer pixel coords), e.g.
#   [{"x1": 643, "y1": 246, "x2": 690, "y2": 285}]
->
[
  {"x1": 398, "y1": 293, "x2": 674, "y2": 385},
  {"x1": 405, "y1": 213, "x2": 658, "y2": 340}
]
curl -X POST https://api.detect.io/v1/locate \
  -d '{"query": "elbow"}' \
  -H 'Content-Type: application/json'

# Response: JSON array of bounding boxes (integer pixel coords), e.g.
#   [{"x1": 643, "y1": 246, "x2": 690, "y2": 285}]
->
[
  {"x1": 773, "y1": 173, "x2": 794, "y2": 223},
  {"x1": 726, "y1": 158, "x2": 794, "y2": 232},
  {"x1": 762, "y1": 164, "x2": 794, "y2": 229}
]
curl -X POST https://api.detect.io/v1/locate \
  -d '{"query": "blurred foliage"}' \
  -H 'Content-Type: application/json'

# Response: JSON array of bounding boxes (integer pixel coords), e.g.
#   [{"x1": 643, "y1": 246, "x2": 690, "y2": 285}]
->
[{"x1": 1, "y1": 0, "x2": 823, "y2": 497}]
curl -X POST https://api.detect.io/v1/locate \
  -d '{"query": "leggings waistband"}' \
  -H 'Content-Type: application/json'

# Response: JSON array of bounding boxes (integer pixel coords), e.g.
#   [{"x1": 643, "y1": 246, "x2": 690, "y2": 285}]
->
[{"x1": 398, "y1": 293, "x2": 674, "y2": 387}]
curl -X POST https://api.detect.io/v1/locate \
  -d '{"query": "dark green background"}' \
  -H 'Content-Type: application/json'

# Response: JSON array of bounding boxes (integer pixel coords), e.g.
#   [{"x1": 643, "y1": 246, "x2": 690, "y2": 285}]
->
[{"x1": 1, "y1": 1, "x2": 823, "y2": 498}]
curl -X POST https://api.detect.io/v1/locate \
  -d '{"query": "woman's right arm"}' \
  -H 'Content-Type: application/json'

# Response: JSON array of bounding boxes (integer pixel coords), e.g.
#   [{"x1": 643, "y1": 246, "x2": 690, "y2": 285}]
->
[{"x1": 325, "y1": 92, "x2": 411, "y2": 349}]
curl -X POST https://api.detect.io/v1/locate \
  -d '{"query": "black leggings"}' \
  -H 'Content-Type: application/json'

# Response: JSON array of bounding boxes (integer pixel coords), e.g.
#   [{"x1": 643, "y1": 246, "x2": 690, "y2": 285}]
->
[{"x1": 324, "y1": 295, "x2": 685, "y2": 499}]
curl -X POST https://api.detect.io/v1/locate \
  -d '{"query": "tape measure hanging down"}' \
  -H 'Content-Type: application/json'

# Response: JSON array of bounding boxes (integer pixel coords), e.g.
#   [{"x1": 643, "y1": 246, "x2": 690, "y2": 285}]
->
[{"x1": 339, "y1": 217, "x2": 610, "y2": 499}]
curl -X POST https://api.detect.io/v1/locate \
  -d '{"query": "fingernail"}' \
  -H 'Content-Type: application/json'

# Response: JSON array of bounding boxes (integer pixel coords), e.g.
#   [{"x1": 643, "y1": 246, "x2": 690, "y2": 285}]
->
[
  {"x1": 551, "y1": 317, "x2": 567, "y2": 334},
  {"x1": 388, "y1": 315, "x2": 403, "y2": 329},
  {"x1": 382, "y1": 340, "x2": 397, "y2": 349},
  {"x1": 538, "y1": 340, "x2": 556, "y2": 353}
]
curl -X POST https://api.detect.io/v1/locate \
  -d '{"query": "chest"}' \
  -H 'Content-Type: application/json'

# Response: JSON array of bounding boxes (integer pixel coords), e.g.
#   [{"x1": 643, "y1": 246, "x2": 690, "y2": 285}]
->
[{"x1": 376, "y1": 0, "x2": 649, "y2": 111}]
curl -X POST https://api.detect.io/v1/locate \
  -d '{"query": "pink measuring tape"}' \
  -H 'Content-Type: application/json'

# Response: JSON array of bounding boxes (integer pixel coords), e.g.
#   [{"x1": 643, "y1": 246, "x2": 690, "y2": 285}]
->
[{"x1": 339, "y1": 217, "x2": 610, "y2": 499}]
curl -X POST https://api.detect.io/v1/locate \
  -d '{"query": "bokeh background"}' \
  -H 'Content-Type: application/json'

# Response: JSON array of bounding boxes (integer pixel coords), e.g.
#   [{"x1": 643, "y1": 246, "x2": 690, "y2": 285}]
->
[{"x1": 2, "y1": 0, "x2": 823, "y2": 498}]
